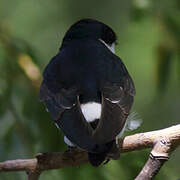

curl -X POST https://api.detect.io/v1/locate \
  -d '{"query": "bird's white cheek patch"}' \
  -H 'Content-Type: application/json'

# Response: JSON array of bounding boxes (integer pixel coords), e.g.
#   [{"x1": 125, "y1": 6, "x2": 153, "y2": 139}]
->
[
  {"x1": 99, "y1": 39, "x2": 115, "y2": 54},
  {"x1": 109, "y1": 43, "x2": 115, "y2": 53},
  {"x1": 80, "y1": 102, "x2": 101, "y2": 122}
]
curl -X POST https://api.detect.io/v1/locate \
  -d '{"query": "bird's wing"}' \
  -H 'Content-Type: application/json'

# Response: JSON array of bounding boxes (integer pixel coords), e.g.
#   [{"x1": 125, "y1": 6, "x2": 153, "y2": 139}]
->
[
  {"x1": 40, "y1": 80, "x2": 102, "y2": 152},
  {"x1": 92, "y1": 60, "x2": 136, "y2": 144}
]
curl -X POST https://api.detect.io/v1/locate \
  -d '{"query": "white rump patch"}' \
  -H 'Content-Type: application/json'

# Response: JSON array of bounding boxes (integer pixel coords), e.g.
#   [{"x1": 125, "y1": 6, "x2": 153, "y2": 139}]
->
[
  {"x1": 99, "y1": 39, "x2": 115, "y2": 54},
  {"x1": 80, "y1": 102, "x2": 101, "y2": 122}
]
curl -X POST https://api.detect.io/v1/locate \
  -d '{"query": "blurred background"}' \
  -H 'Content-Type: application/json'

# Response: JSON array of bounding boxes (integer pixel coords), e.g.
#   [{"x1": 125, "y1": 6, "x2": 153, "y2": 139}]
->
[{"x1": 0, "y1": 0, "x2": 179, "y2": 179}]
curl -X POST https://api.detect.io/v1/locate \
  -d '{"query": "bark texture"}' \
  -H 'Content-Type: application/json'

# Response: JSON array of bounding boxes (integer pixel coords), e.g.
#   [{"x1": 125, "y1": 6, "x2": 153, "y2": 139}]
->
[{"x1": 0, "y1": 124, "x2": 180, "y2": 180}]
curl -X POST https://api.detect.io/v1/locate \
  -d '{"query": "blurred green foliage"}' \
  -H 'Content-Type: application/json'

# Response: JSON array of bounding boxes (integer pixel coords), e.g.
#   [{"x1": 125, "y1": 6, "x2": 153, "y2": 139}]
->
[{"x1": 0, "y1": 0, "x2": 180, "y2": 179}]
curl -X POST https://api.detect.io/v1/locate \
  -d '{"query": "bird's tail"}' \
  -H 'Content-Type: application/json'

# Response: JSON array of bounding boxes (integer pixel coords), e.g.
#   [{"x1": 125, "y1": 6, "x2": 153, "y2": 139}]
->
[
  {"x1": 88, "y1": 152, "x2": 107, "y2": 166},
  {"x1": 88, "y1": 140, "x2": 120, "y2": 166}
]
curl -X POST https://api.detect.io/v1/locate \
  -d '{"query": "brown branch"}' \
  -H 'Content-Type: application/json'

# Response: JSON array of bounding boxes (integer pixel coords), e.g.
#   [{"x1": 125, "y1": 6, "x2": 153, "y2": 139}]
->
[
  {"x1": 0, "y1": 124, "x2": 180, "y2": 180},
  {"x1": 135, "y1": 153, "x2": 167, "y2": 180},
  {"x1": 135, "y1": 139, "x2": 170, "y2": 180}
]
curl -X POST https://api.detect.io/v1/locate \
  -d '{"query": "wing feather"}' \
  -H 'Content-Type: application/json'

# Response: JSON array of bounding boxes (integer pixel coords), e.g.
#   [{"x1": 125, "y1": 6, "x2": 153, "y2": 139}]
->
[
  {"x1": 92, "y1": 76, "x2": 135, "y2": 144},
  {"x1": 40, "y1": 80, "x2": 107, "y2": 153}
]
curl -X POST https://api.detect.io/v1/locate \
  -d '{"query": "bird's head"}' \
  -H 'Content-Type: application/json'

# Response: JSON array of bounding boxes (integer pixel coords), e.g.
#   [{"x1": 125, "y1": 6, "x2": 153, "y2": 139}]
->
[{"x1": 62, "y1": 19, "x2": 117, "y2": 53}]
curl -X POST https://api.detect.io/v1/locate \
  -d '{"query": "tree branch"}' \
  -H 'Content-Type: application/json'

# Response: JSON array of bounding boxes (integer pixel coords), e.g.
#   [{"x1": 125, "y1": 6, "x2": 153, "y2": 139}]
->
[{"x1": 0, "y1": 124, "x2": 180, "y2": 180}]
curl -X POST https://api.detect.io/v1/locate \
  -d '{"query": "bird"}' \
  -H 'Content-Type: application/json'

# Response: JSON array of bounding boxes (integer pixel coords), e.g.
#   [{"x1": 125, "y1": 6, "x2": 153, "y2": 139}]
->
[{"x1": 39, "y1": 18, "x2": 136, "y2": 166}]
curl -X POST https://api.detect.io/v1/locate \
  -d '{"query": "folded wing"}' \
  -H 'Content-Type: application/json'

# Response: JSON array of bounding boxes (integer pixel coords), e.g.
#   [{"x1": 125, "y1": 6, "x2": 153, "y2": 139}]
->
[
  {"x1": 40, "y1": 81, "x2": 107, "y2": 153},
  {"x1": 92, "y1": 76, "x2": 135, "y2": 144}
]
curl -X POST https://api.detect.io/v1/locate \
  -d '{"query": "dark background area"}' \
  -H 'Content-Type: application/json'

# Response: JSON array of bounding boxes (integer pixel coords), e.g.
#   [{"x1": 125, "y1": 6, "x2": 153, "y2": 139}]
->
[{"x1": 0, "y1": 0, "x2": 179, "y2": 179}]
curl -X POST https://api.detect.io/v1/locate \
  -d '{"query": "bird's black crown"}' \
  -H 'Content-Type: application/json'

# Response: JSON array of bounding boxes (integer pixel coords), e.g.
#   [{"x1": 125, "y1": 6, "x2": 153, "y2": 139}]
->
[{"x1": 62, "y1": 19, "x2": 117, "y2": 46}]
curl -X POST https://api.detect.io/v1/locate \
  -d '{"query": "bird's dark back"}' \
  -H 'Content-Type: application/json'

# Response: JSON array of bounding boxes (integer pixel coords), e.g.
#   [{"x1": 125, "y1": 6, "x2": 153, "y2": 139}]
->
[{"x1": 43, "y1": 38, "x2": 126, "y2": 103}]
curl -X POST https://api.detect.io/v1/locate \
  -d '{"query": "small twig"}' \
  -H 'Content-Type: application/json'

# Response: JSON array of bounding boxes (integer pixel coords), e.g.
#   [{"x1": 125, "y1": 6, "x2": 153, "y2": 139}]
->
[{"x1": 0, "y1": 124, "x2": 180, "y2": 180}]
